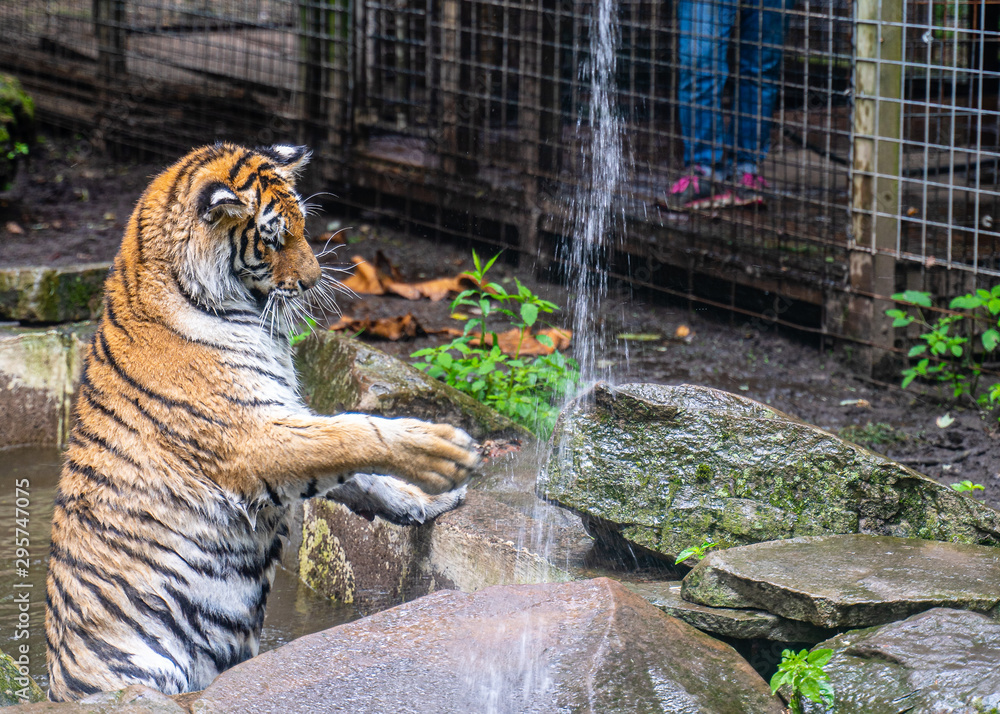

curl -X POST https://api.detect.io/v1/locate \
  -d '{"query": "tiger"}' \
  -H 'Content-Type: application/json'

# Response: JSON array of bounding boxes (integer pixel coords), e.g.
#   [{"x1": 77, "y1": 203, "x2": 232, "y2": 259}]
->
[{"x1": 44, "y1": 143, "x2": 479, "y2": 701}]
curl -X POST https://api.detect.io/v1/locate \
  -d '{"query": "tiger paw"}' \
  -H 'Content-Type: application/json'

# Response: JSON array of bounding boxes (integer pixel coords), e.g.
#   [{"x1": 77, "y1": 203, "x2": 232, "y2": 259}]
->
[
  {"x1": 376, "y1": 418, "x2": 480, "y2": 495},
  {"x1": 327, "y1": 474, "x2": 467, "y2": 525}
]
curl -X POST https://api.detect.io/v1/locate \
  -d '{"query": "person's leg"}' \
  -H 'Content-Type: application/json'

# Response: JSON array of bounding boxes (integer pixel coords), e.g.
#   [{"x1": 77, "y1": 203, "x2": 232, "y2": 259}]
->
[
  {"x1": 734, "y1": 0, "x2": 786, "y2": 173},
  {"x1": 677, "y1": 0, "x2": 737, "y2": 174}
]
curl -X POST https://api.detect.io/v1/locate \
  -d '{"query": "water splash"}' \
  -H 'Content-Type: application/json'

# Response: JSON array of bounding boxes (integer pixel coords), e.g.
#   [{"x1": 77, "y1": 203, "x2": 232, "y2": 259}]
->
[{"x1": 564, "y1": 0, "x2": 625, "y2": 386}]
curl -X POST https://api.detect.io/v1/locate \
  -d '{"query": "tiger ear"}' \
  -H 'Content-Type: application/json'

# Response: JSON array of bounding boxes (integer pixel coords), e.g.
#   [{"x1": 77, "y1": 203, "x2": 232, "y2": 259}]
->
[
  {"x1": 198, "y1": 182, "x2": 245, "y2": 222},
  {"x1": 262, "y1": 144, "x2": 311, "y2": 183}
]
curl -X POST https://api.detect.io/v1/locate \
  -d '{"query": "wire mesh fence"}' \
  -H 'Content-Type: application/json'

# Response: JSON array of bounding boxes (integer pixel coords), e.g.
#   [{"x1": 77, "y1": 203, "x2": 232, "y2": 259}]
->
[{"x1": 2, "y1": 0, "x2": 1000, "y2": 357}]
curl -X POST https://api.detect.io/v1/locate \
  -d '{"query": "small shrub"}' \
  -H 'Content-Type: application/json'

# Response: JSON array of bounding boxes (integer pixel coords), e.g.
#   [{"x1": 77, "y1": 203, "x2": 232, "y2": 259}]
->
[
  {"x1": 674, "y1": 538, "x2": 717, "y2": 565},
  {"x1": 951, "y1": 480, "x2": 985, "y2": 493},
  {"x1": 886, "y1": 288, "x2": 1000, "y2": 421},
  {"x1": 770, "y1": 648, "x2": 835, "y2": 713},
  {"x1": 412, "y1": 252, "x2": 579, "y2": 437}
]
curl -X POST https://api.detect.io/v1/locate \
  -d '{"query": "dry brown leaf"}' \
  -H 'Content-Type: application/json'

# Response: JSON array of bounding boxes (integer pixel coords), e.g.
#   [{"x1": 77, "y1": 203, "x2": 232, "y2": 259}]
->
[
  {"x1": 341, "y1": 253, "x2": 482, "y2": 302},
  {"x1": 329, "y1": 313, "x2": 461, "y2": 341},
  {"x1": 409, "y1": 274, "x2": 481, "y2": 302},
  {"x1": 472, "y1": 327, "x2": 572, "y2": 356},
  {"x1": 314, "y1": 230, "x2": 346, "y2": 246},
  {"x1": 341, "y1": 256, "x2": 385, "y2": 295}
]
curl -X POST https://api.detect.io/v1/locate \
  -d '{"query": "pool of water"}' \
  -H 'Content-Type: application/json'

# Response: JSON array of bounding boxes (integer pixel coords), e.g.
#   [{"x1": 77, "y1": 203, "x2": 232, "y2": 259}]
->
[{"x1": 0, "y1": 447, "x2": 359, "y2": 689}]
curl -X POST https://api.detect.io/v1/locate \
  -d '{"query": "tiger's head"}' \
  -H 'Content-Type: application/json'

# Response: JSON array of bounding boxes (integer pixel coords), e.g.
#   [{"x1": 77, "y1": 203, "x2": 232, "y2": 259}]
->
[{"x1": 152, "y1": 143, "x2": 328, "y2": 326}]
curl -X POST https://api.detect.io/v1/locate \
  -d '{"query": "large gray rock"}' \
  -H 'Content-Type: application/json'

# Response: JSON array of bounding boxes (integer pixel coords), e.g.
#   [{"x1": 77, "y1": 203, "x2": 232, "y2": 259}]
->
[
  {"x1": 627, "y1": 581, "x2": 836, "y2": 641},
  {"x1": 809, "y1": 608, "x2": 1000, "y2": 714},
  {"x1": 298, "y1": 489, "x2": 592, "y2": 612},
  {"x1": 191, "y1": 578, "x2": 785, "y2": 714},
  {"x1": 682, "y1": 534, "x2": 1000, "y2": 628},
  {"x1": 540, "y1": 383, "x2": 1000, "y2": 562},
  {"x1": 0, "y1": 264, "x2": 108, "y2": 323}
]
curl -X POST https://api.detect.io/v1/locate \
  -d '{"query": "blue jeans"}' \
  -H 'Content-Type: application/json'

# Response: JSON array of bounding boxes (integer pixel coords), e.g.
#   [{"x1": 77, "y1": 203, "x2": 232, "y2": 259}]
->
[{"x1": 677, "y1": 0, "x2": 787, "y2": 174}]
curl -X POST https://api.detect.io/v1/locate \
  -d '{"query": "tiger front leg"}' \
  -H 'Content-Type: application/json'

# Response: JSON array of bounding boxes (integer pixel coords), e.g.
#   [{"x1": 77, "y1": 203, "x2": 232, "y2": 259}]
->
[{"x1": 243, "y1": 413, "x2": 480, "y2": 500}]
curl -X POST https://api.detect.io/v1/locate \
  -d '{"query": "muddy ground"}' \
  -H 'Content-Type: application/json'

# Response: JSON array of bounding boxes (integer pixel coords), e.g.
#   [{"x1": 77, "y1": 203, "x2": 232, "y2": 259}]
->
[{"x1": 3, "y1": 137, "x2": 999, "y2": 509}]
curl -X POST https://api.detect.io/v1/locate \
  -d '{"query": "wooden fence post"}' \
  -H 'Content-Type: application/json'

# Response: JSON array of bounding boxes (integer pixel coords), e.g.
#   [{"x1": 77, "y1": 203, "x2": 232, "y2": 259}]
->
[{"x1": 848, "y1": 0, "x2": 903, "y2": 374}]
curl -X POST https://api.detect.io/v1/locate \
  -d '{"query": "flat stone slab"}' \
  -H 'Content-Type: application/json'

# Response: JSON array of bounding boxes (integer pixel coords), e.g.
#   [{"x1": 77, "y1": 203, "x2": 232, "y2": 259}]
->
[
  {"x1": 540, "y1": 383, "x2": 1000, "y2": 562},
  {"x1": 0, "y1": 263, "x2": 108, "y2": 323},
  {"x1": 682, "y1": 534, "x2": 1000, "y2": 628},
  {"x1": 191, "y1": 578, "x2": 785, "y2": 713},
  {"x1": 813, "y1": 608, "x2": 1000, "y2": 714},
  {"x1": 627, "y1": 581, "x2": 836, "y2": 641}
]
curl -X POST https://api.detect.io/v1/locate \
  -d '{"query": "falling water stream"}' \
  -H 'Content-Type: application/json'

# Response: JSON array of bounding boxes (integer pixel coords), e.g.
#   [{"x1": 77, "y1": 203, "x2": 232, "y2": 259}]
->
[
  {"x1": 565, "y1": 0, "x2": 625, "y2": 386},
  {"x1": 483, "y1": 1, "x2": 629, "y2": 709}
]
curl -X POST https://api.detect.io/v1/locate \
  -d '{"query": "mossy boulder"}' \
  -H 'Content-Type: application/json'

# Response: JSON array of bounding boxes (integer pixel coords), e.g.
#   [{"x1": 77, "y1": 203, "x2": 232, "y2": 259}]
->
[
  {"x1": 295, "y1": 329, "x2": 529, "y2": 441},
  {"x1": 0, "y1": 73, "x2": 35, "y2": 191},
  {"x1": 0, "y1": 648, "x2": 44, "y2": 706},
  {"x1": 0, "y1": 264, "x2": 109, "y2": 324},
  {"x1": 539, "y1": 383, "x2": 1000, "y2": 562}
]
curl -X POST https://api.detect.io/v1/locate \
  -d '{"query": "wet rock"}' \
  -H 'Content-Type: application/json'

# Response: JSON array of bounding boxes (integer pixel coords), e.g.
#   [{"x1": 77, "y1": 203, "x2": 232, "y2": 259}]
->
[
  {"x1": 540, "y1": 383, "x2": 1000, "y2": 562},
  {"x1": 0, "y1": 264, "x2": 108, "y2": 323},
  {"x1": 0, "y1": 647, "x2": 44, "y2": 705},
  {"x1": 298, "y1": 489, "x2": 591, "y2": 612},
  {"x1": 0, "y1": 73, "x2": 34, "y2": 191},
  {"x1": 296, "y1": 330, "x2": 528, "y2": 442},
  {"x1": 7, "y1": 684, "x2": 185, "y2": 713},
  {"x1": 192, "y1": 578, "x2": 785, "y2": 714},
  {"x1": 682, "y1": 534, "x2": 1000, "y2": 628},
  {"x1": 811, "y1": 608, "x2": 1000, "y2": 714},
  {"x1": 282, "y1": 330, "x2": 532, "y2": 572},
  {"x1": 0, "y1": 325, "x2": 93, "y2": 448},
  {"x1": 627, "y1": 581, "x2": 836, "y2": 641}
]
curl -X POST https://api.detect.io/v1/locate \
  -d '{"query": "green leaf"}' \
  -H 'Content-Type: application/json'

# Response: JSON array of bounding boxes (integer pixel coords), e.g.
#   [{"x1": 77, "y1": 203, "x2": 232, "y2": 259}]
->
[
  {"x1": 983, "y1": 329, "x2": 1000, "y2": 352},
  {"x1": 798, "y1": 678, "x2": 823, "y2": 703},
  {"x1": 908, "y1": 344, "x2": 927, "y2": 357},
  {"x1": 989, "y1": 298, "x2": 1000, "y2": 315},
  {"x1": 949, "y1": 294, "x2": 982, "y2": 310},
  {"x1": 481, "y1": 251, "x2": 501, "y2": 275},
  {"x1": 769, "y1": 670, "x2": 789, "y2": 694},
  {"x1": 675, "y1": 546, "x2": 698, "y2": 565},
  {"x1": 806, "y1": 649, "x2": 834, "y2": 667},
  {"x1": 893, "y1": 290, "x2": 932, "y2": 307},
  {"x1": 536, "y1": 333, "x2": 554, "y2": 348},
  {"x1": 951, "y1": 344, "x2": 963, "y2": 357},
  {"x1": 520, "y1": 303, "x2": 539, "y2": 327},
  {"x1": 435, "y1": 353, "x2": 454, "y2": 369}
]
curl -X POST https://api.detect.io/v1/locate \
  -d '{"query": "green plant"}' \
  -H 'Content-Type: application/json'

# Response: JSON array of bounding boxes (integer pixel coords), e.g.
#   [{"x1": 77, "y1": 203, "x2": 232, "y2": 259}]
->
[
  {"x1": 770, "y1": 648, "x2": 835, "y2": 714},
  {"x1": 674, "y1": 538, "x2": 717, "y2": 565},
  {"x1": 951, "y1": 480, "x2": 985, "y2": 493},
  {"x1": 887, "y1": 288, "x2": 1000, "y2": 419},
  {"x1": 289, "y1": 316, "x2": 319, "y2": 346},
  {"x1": 5, "y1": 141, "x2": 27, "y2": 161},
  {"x1": 412, "y1": 251, "x2": 579, "y2": 437}
]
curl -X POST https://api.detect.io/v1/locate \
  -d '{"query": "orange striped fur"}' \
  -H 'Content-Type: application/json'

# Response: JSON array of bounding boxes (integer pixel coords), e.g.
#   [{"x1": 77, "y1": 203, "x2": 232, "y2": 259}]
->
[{"x1": 45, "y1": 144, "x2": 478, "y2": 701}]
